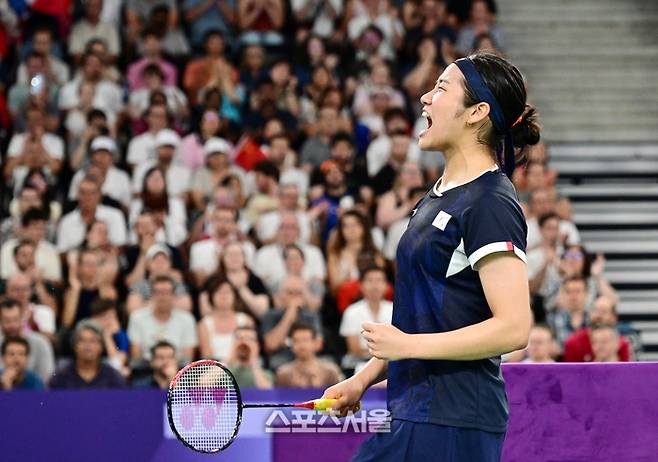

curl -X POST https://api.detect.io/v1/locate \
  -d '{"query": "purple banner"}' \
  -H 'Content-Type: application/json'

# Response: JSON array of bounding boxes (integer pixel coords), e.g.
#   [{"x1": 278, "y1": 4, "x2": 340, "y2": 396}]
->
[{"x1": 1, "y1": 364, "x2": 657, "y2": 462}]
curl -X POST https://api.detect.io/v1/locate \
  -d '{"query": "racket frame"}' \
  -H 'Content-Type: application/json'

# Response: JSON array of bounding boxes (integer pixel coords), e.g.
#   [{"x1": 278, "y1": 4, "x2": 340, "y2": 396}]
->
[{"x1": 166, "y1": 359, "x2": 244, "y2": 454}]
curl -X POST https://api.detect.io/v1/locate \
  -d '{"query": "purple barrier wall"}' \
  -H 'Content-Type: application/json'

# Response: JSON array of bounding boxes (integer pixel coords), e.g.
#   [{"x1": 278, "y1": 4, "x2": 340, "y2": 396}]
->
[{"x1": 1, "y1": 363, "x2": 657, "y2": 462}]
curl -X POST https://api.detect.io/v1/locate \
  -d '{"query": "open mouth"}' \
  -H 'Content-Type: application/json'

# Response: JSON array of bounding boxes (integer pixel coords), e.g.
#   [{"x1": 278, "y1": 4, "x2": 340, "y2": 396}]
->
[{"x1": 422, "y1": 110, "x2": 432, "y2": 129}]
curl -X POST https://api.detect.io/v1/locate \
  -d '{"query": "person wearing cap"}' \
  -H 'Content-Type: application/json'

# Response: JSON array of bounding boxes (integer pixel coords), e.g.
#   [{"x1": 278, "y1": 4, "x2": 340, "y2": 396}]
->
[
  {"x1": 126, "y1": 243, "x2": 191, "y2": 314},
  {"x1": 68, "y1": 136, "x2": 132, "y2": 209},
  {"x1": 126, "y1": 102, "x2": 170, "y2": 169},
  {"x1": 190, "y1": 137, "x2": 247, "y2": 211},
  {"x1": 132, "y1": 128, "x2": 192, "y2": 199},
  {"x1": 50, "y1": 319, "x2": 126, "y2": 389}
]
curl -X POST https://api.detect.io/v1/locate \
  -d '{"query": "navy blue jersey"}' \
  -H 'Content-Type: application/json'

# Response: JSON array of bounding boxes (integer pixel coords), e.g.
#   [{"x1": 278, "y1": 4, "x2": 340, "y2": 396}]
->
[{"x1": 387, "y1": 166, "x2": 527, "y2": 433}]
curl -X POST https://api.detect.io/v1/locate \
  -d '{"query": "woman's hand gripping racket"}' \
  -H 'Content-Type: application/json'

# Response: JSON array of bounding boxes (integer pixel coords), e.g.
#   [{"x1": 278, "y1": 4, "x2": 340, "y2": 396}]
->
[{"x1": 167, "y1": 359, "x2": 361, "y2": 453}]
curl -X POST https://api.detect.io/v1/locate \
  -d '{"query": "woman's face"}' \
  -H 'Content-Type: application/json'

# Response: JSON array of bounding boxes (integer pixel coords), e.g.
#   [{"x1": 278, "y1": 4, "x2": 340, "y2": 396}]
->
[
  {"x1": 341, "y1": 215, "x2": 364, "y2": 243},
  {"x1": 284, "y1": 248, "x2": 304, "y2": 274},
  {"x1": 312, "y1": 67, "x2": 330, "y2": 89},
  {"x1": 562, "y1": 247, "x2": 585, "y2": 276},
  {"x1": 146, "y1": 170, "x2": 166, "y2": 195},
  {"x1": 212, "y1": 283, "x2": 235, "y2": 311},
  {"x1": 223, "y1": 243, "x2": 245, "y2": 271},
  {"x1": 79, "y1": 252, "x2": 99, "y2": 280},
  {"x1": 418, "y1": 64, "x2": 470, "y2": 151},
  {"x1": 307, "y1": 37, "x2": 325, "y2": 60}
]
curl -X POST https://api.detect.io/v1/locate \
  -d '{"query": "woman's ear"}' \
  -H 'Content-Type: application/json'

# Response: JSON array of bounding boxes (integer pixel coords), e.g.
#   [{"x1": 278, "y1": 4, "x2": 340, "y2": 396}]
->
[{"x1": 466, "y1": 102, "x2": 491, "y2": 126}]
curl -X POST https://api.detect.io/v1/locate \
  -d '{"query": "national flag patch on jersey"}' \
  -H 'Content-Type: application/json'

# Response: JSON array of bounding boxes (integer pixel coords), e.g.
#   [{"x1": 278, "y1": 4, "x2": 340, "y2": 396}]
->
[
  {"x1": 506, "y1": 241, "x2": 514, "y2": 251},
  {"x1": 431, "y1": 210, "x2": 452, "y2": 231}
]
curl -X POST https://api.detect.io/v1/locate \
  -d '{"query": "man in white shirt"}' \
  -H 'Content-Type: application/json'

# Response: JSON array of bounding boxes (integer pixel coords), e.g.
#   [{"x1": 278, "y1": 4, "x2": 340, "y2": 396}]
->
[
  {"x1": 68, "y1": 0, "x2": 120, "y2": 62},
  {"x1": 0, "y1": 208, "x2": 61, "y2": 282},
  {"x1": 255, "y1": 183, "x2": 312, "y2": 244},
  {"x1": 68, "y1": 136, "x2": 131, "y2": 209},
  {"x1": 339, "y1": 266, "x2": 393, "y2": 366},
  {"x1": 5, "y1": 106, "x2": 64, "y2": 189},
  {"x1": 126, "y1": 102, "x2": 169, "y2": 168},
  {"x1": 57, "y1": 176, "x2": 127, "y2": 252},
  {"x1": 132, "y1": 128, "x2": 191, "y2": 198},
  {"x1": 189, "y1": 206, "x2": 256, "y2": 287},
  {"x1": 254, "y1": 212, "x2": 326, "y2": 291},
  {"x1": 127, "y1": 275, "x2": 197, "y2": 362}
]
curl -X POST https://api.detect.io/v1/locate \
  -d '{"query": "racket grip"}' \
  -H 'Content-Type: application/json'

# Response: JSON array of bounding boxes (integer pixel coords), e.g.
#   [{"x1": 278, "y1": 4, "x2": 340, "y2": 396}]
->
[{"x1": 312, "y1": 399, "x2": 361, "y2": 413}]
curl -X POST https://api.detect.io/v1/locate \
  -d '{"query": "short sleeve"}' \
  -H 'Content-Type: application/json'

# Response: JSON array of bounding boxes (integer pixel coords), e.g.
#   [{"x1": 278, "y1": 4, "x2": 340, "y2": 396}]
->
[
  {"x1": 461, "y1": 192, "x2": 527, "y2": 270},
  {"x1": 339, "y1": 305, "x2": 361, "y2": 337}
]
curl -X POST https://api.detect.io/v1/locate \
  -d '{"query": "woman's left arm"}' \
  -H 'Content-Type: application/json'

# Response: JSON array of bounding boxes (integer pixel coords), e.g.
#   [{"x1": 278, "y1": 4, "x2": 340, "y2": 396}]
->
[{"x1": 363, "y1": 253, "x2": 532, "y2": 361}]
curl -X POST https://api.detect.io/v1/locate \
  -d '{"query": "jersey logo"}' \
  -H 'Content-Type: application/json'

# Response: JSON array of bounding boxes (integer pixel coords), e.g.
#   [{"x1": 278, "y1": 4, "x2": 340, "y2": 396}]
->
[{"x1": 432, "y1": 210, "x2": 452, "y2": 231}]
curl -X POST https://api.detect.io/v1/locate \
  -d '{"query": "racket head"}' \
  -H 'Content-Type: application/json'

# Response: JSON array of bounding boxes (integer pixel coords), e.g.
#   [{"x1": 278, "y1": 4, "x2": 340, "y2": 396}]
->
[{"x1": 166, "y1": 359, "x2": 243, "y2": 453}]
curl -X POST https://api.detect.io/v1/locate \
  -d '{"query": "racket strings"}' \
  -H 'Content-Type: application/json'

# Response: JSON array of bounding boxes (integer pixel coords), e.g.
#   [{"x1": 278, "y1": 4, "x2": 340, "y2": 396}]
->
[{"x1": 169, "y1": 362, "x2": 240, "y2": 453}]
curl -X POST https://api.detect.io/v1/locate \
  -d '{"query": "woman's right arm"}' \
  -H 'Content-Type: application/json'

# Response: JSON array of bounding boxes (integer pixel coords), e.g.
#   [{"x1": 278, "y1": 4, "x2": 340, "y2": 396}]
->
[{"x1": 322, "y1": 357, "x2": 388, "y2": 416}]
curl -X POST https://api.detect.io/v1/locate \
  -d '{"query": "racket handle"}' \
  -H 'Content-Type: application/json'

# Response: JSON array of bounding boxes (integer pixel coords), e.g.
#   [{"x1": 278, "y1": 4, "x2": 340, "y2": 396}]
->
[{"x1": 310, "y1": 398, "x2": 361, "y2": 413}]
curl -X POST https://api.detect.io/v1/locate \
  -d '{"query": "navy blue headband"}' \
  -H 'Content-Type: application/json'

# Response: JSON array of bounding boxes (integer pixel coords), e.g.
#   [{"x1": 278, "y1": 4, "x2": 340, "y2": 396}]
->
[{"x1": 454, "y1": 57, "x2": 516, "y2": 178}]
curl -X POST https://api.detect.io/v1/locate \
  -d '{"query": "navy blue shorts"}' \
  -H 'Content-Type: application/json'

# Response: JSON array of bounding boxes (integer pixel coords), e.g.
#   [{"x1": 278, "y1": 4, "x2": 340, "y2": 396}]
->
[{"x1": 350, "y1": 419, "x2": 505, "y2": 462}]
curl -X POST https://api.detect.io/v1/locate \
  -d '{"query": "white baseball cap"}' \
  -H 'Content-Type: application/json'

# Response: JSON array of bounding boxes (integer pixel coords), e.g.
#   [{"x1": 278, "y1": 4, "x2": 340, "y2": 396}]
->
[
  {"x1": 204, "y1": 137, "x2": 231, "y2": 157},
  {"x1": 155, "y1": 129, "x2": 181, "y2": 148},
  {"x1": 145, "y1": 243, "x2": 172, "y2": 261},
  {"x1": 90, "y1": 136, "x2": 117, "y2": 154}
]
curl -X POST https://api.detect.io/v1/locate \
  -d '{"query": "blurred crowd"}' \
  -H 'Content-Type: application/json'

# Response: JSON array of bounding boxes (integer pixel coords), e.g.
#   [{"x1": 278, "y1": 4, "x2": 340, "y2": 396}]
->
[{"x1": 0, "y1": 0, "x2": 638, "y2": 392}]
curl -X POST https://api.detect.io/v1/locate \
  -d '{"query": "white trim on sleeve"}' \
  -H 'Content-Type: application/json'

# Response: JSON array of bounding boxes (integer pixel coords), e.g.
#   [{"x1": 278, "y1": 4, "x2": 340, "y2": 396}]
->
[{"x1": 467, "y1": 241, "x2": 527, "y2": 270}]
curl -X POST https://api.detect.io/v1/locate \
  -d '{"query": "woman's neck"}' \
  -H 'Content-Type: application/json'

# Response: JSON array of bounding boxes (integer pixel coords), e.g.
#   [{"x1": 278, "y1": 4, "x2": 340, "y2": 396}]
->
[{"x1": 440, "y1": 143, "x2": 497, "y2": 189}]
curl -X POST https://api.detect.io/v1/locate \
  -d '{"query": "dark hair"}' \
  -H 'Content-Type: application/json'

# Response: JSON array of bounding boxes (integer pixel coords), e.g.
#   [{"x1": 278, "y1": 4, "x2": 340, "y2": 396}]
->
[
  {"x1": 21, "y1": 207, "x2": 49, "y2": 228},
  {"x1": 359, "y1": 265, "x2": 387, "y2": 282},
  {"x1": 563, "y1": 275, "x2": 587, "y2": 288},
  {"x1": 290, "y1": 320, "x2": 317, "y2": 338},
  {"x1": 330, "y1": 132, "x2": 354, "y2": 148},
  {"x1": 383, "y1": 107, "x2": 409, "y2": 125},
  {"x1": 537, "y1": 212, "x2": 560, "y2": 228},
  {"x1": 87, "y1": 108, "x2": 107, "y2": 123},
  {"x1": 253, "y1": 160, "x2": 280, "y2": 182},
  {"x1": 329, "y1": 210, "x2": 380, "y2": 259},
  {"x1": 461, "y1": 53, "x2": 541, "y2": 160},
  {"x1": 562, "y1": 244, "x2": 595, "y2": 279},
  {"x1": 90, "y1": 298, "x2": 117, "y2": 317},
  {"x1": 0, "y1": 298, "x2": 21, "y2": 312},
  {"x1": 1, "y1": 336, "x2": 30, "y2": 356},
  {"x1": 589, "y1": 323, "x2": 617, "y2": 335},
  {"x1": 203, "y1": 29, "x2": 224, "y2": 46},
  {"x1": 142, "y1": 63, "x2": 165, "y2": 80},
  {"x1": 26, "y1": 50, "x2": 45, "y2": 62},
  {"x1": 206, "y1": 274, "x2": 247, "y2": 313},
  {"x1": 141, "y1": 167, "x2": 169, "y2": 214},
  {"x1": 282, "y1": 243, "x2": 304, "y2": 261},
  {"x1": 142, "y1": 26, "x2": 162, "y2": 40},
  {"x1": 150, "y1": 340, "x2": 176, "y2": 357},
  {"x1": 472, "y1": 32, "x2": 497, "y2": 51},
  {"x1": 13, "y1": 239, "x2": 35, "y2": 258}
]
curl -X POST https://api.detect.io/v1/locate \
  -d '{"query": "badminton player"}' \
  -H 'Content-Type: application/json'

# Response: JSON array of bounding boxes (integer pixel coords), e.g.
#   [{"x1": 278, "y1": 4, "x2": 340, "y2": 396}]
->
[{"x1": 322, "y1": 52, "x2": 539, "y2": 461}]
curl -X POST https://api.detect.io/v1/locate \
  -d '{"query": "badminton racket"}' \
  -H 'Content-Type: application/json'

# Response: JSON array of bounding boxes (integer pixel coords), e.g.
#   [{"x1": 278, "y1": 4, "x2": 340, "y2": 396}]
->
[{"x1": 166, "y1": 359, "x2": 360, "y2": 453}]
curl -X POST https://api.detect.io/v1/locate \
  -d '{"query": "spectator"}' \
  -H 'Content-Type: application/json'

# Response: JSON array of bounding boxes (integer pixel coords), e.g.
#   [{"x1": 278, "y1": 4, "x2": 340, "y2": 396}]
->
[
  {"x1": 591, "y1": 325, "x2": 622, "y2": 363},
  {"x1": 68, "y1": 0, "x2": 120, "y2": 62},
  {"x1": 190, "y1": 207, "x2": 256, "y2": 287},
  {"x1": 4, "y1": 105, "x2": 64, "y2": 187},
  {"x1": 68, "y1": 137, "x2": 132, "y2": 210},
  {"x1": 179, "y1": 110, "x2": 229, "y2": 172},
  {"x1": 547, "y1": 276, "x2": 590, "y2": 348},
  {"x1": 198, "y1": 276, "x2": 255, "y2": 360},
  {"x1": 261, "y1": 275, "x2": 323, "y2": 370},
  {"x1": 371, "y1": 132, "x2": 414, "y2": 196},
  {"x1": 127, "y1": 275, "x2": 198, "y2": 362},
  {"x1": 225, "y1": 326, "x2": 274, "y2": 388},
  {"x1": 339, "y1": 266, "x2": 393, "y2": 366},
  {"x1": 326, "y1": 210, "x2": 386, "y2": 295},
  {"x1": 67, "y1": 107, "x2": 112, "y2": 170},
  {"x1": 183, "y1": 3, "x2": 236, "y2": 50},
  {"x1": 261, "y1": 135, "x2": 309, "y2": 198},
  {"x1": 126, "y1": 244, "x2": 191, "y2": 313},
  {"x1": 0, "y1": 298, "x2": 54, "y2": 383},
  {"x1": 128, "y1": 64, "x2": 188, "y2": 122},
  {"x1": 239, "y1": 44, "x2": 268, "y2": 92},
  {"x1": 204, "y1": 241, "x2": 270, "y2": 318},
  {"x1": 237, "y1": 0, "x2": 285, "y2": 47},
  {"x1": 0, "y1": 208, "x2": 61, "y2": 283},
  {"x1": 0, "y1": 336, "x2": 45, "y2": 391},
  {"x1": 56, "y1": 176, "x2": 127, "y2": 252},
  {"x1": 190, "y1": 137, "x2": 247, "y2": 211},
  {"x1": 522, "y1": 324, "x2": 556, "y2": 363},
  {"x1": 376, "y1": 161, "x2": 424, "y2": 231},
  {"x1": 183, "y1": 30, "x2": 235, "y2": 105},
  {"x1": 309, "y1": 160, "x2": 355, "y2": 242},
  {"x1": 346, "y1": 0, "x2": 404, "y2": 61},
  {"x1": 126, "y1": 28, "x2": 178, "y2": 90},
  {"x1": 146, "y1": 4, "x2": 190, "y2": 57},
  {"x1": 292, "y1": 0, "x2": 343, "y2": 40},
  {"x1": 366, "y1": 107, "x2": 420, "y2": 177},
  {"x1": 563, "y1": 296, "x2": 633, "y2": 363},
  {"x1": 255, "y1": 183, "x2": 312, "y2": 245},
  {"x1": 17, "y1": 27, "x2": 69, "y2": 85},
  {"x1": 132, "y1": 129, "x2": 192, "y2": 199},
  {"x1": 126, "y1": 103, "x2": 170, "y2": 169},
  {"x1": 526, "y1": 188, "x2": 580, "y2": 251},
  {"x1": 455, "y1": 0, "x2": 504, "y2": 55},
  {"x1": 276, "y1": 322, "x2": 343, "y2": 387},
  {"x1": 90, "y1": 299, "x2": 130, "y2": 374},
  {"x1": 50, "y1": 320, "x2": 126, "y2": 389},
  {"x1": 300, "y1": 105, "x2": 340, "y2": 171},
  {"x1": 0, "y1": 186, "x2": 53, "y2": 246},
  {"x1": 254, "y1": 212, "x2": 326, "y2": 292},
  {"x1": 129, "y1": 166, "x2": 188, "y2": 247},
  {"x1": 244, "y1": 160, "x2": 280, "y2": 225},
  {"x1": 62, "y1": 248, "x2": 117, "y2": 329},
  {"x1": 132, "y1": 340, "x2": 178, "y2": 388},
  {"x1": 275, "y1": 244, "x2": 324, "y2": 310},
  {"x1": 3, "y1": 272, "x2": 56, "y2": 339},
  {"x1": 527, "y1": 212, "x2": 562, "y2": 310}
]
